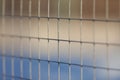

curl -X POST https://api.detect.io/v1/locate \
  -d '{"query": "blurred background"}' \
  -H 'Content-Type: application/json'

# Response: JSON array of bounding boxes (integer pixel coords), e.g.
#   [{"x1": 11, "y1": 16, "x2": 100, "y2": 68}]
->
[{"x1": 0, "y1": 0, "x2": 120, "y2": 80}]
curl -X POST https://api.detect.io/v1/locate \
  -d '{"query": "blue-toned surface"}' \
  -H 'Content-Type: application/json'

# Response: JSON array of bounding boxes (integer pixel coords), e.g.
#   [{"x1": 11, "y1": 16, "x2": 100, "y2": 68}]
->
[
  {"x1": 70, "y1": 42, "x2": 81, "y2": 64},
  {"x1": 0, "y1": 56, "x2": 3, "y2": 80},
  {"x1": 83, "y1": 67, "x2": 94, "y2": 80},
  {"x1": 32, "y1": 60, "x2": 39, "y2": 80},
  {"x1": 71, "y1": 65, "x2": 80, "y2": 80},
  {"x1": 59, "y1": 41, "x2": 69, "y2": 63},
  {"x1": 5, "y1": 56, "x2": 12, "y2": 80},
  {"x1": 1, "y1": 55, "x2": 120, "y2": 80},
  {"x1": 40, "y1": 61, "x2": 48, "y2": 80},
  {"x1": 14, "y1": 57, "x2": 20, "y2": 79},
  {"x1": 60, "y1": 63, "x2": 69, "y2": 80},
  {"x1": 82, "y1": 44, "x2": 94, "y2": 66},
  {"x1": 50, "y1": 62, "x2": 58, "y2": 80},
  {"x1": 49, "y1": 40, "x2": 58, "y2": 61},
  {"x1": 23, "y1": 59, "x2": 30, "y2": 79},
  {"x1": 96, "y1": 69, "x2": 107, "y2": 80},
  {"x1": 110, "y1": 70, "x2": 120, "y2": 80}
]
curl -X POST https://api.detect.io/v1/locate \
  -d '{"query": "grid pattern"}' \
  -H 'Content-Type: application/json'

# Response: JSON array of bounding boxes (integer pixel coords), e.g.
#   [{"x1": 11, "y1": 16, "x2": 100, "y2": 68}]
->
[{"x1": 0, "y1": 0, "x2": 120, "y2": 80}]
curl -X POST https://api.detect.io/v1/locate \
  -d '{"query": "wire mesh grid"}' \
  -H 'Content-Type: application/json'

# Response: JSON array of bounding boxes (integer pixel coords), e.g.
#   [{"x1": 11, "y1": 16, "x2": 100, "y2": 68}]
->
[{"x1": 0, "y1": 0, "x2": 120, "y2": 80}]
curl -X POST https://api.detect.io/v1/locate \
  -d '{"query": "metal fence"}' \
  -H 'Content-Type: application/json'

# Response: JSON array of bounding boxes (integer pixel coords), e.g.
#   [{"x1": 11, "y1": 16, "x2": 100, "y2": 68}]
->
[{"x1": 0, "y1": 0, "x2": 120, "y2": 80}]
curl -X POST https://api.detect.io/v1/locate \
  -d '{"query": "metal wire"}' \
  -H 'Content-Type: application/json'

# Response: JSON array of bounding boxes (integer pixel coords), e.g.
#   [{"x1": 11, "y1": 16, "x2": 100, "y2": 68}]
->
[
  {"x1": 1, "y1": 55, "x2": 120, "y2": 72},
  {"x1": 1, "y1": 15, "x2": 120, "y2": 22},
  {"x1": 1, "y1": 34, "x2": 120, "y2": 46}
]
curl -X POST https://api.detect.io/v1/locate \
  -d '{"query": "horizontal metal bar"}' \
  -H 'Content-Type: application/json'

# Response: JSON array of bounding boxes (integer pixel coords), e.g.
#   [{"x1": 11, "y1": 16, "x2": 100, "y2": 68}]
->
[
  {"x1": 0, "y1": 34, "x2": 120, "y2": 46},
  {"x1": 1, "y1": 54, "x2": 120, "y2": 71},
  {"x1": 0, "y1": 15, "x2": 120, "y2": 22}
]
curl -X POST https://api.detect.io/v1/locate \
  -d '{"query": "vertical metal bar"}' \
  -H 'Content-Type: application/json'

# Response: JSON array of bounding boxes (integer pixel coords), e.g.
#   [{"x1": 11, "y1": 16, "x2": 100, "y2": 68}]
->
[
  {"x1": 29, "y1": 22, "x2": 32, "y2": 80},
  {"x1": 2, "y1": 29, "x2": 5, "y2": 80},
  {"x1": 2, "y1": 0, "x2": 5, "y2": 34},
  {"x1": 93, "y1": 44, "x2": 96, "y2": 80},
  {"x1": 80, "y1": 0, "x2": 83, "y2": 80},
  {"x1": 58, "y1": 0, "x2": 60, "y2": 80},
  {"x1": 29, "y1": 0, "x2": 31, "y2": 17},
  {"x1": 106, "y1": 0, "x2": 109, "y2": 20},
  {"x1": 20, "y1": 0, "x2": 23, "y2": 16},
  {"x1": 106, "y1": 0, "x2": 109, "y2": 80},
  {"x1": 2, "y1": 0, "x2": 5, "y2": 16},
  {"x1": 106, "y1": 39, "x2": 109, "y2": 80},
  {"x1": 38, "y1": 39, "x2": 41, "y2": 80},
  {"x1": 38, "y1": 9, "x2": 41, "y2": 79},
  {"x1": 107, "y1": 45, "x2": 109, "y2": 80},
  {"x1": 80, "y1": 27, "x2": 83, "y2": 80},
  {"x1": 29, "y1": 0, "x2": 32, "y2": 80},
  {"x1": 93, "y1": 0, "x2": 95, "y2": 19},
  {"x1": 58, "y1": 0, "x2": 60, "y2": 18},
  {"x1": 20, "y1": 0, "x2": 23, "y2": 78},
  {"x1": 68, "y1": 0, "x2": 71, "y2": 80},
  {"x1": 20, "y1": 39, "x2": 23, "y2": 79},
  {"x1": 2, "y1": 0, "x2": 5, "y2": 79},
  {"x1": 35, "y1": 1, "x2": 40, "y2": 79},
  {"x1": 80, "y1": 35, "x2": 82, "y2": 80},
  {"x1": 11, "y1": 40, "x2": 14, "y2": 80},
  {"x1": 29, "y1": 38, "x2": 32, "y2": 80},
  {"x1": 106, "y1": 20, "x2": 109, "y2": 80},
  {"x1": 68, "y1": 20, "x2": 71, "y2": 80},
  {"x1": 48, "y1": 24, "x2": 50, "y2": 80},
  {"x1": 1, "y1": 27, "x2": 5, "y2": 80},
  {"x1": 68, "y1": 29, "x2": 71, "y2": 80},
  {"x1": 11, "y1": 0, "x2": 14, "y2": 79},
  {"x1": 11, "y1": 0, "x2": 14, "y2": 16},
  {"x1": 48, "y1": 0, "x2": 50, "y2": 18},
  {"x1": 80, "y1": 0, "x2": 82, "y2": 19},
  {"x1": 38, "y1": 0, "x2": 40, "y2": 17},
  {"x1": 38, "y1": 1, "x2": 40, "y2": 79},
  {"x1": 20, "y1": 13, "x2": 23, "y2": 79},
  {"x1": 2, "y1": 38, "x2": 5, "y2": 80},
  {"x1": 106, "y1": 26, "x2": 110, "y2": 80},
  {"x1": 38, "y1": 39, "x2": 40, "y2": 80},
  {"x1": 11, "y1": 13, "x2": 14, "y2": 80},
  {"x1": 48, "y1": 0, "x2": 50, "y2": 80},
  {"x1": 68, "y1": 42, "x2": 71, "y2": 80},
  {"x1": 58, "y1": 21, "x2": 60, "y2": 80},
  {"x1": 68, "y1": 0, "x2": 71, "y2": 19},
  {"x1": 93, "y1": 21, "x2": 96, "y2": 80},
  {"x1": 93, "y1": 0, "x2": 96, "y2": 80},
  {"x1": 29, "y1": 20, "x2": 31, "y2": 80}
]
